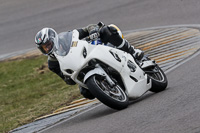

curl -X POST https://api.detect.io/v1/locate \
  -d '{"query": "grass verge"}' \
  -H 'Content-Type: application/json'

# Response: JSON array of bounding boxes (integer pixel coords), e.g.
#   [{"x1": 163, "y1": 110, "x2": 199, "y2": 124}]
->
[{"x1": 0, "y1": 55, "x2": 81, "y2": 133}]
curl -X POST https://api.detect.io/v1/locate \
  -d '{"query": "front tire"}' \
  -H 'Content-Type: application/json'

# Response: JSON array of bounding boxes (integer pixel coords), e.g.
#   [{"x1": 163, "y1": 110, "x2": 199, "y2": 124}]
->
[{"x1": 86, "y1": 75, "x2": 129, "y2": 110}]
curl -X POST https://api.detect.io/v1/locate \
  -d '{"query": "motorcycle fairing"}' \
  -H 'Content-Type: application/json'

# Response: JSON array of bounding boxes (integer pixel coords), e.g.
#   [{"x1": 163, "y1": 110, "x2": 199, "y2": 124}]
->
[{"x1": 55, "y1": 29, "x2": 152, "y2": 99}]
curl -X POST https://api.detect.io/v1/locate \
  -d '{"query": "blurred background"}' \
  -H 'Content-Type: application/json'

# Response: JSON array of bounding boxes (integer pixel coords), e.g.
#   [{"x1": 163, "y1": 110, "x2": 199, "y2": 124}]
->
[{"x1": 0, "y1": 0, "x2": 200, "y2": 56}]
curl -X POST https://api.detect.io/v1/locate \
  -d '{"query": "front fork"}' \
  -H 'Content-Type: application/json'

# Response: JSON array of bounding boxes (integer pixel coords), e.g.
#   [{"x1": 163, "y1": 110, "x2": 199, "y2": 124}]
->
[
  {"x1": 84, "y1": 64, "x2": 116, "y2": 87},
  {"x1": 95, "y1": 64, "x2": 116, "y2": 87}
]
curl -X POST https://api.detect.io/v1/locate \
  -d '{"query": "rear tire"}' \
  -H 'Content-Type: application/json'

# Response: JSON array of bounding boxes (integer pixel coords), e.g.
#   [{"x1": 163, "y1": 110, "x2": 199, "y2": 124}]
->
[{"x1": 86, "y1": 75, "x2": 129, "y2": 110}]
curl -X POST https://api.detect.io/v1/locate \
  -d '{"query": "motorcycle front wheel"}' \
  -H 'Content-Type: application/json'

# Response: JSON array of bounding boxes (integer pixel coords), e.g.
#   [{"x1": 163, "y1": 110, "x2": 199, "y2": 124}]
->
[{"x1": 86, "y1": 75, "x2": 129, "y2": 110}]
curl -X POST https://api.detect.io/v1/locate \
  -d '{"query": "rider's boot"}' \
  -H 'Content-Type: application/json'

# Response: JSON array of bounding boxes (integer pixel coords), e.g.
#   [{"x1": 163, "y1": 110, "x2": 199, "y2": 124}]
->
[{"x1": 117, "y1": 39, "x2": 144, "y2": 60}]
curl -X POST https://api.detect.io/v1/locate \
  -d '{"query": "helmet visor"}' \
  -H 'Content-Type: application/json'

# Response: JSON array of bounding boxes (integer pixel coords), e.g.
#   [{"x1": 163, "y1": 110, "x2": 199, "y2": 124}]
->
[{"x1": 39, "y1": 40, "x2": 54, "y2": 55}]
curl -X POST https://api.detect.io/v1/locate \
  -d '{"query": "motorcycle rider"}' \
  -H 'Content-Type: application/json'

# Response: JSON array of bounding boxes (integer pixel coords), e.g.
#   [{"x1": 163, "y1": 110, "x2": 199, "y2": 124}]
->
[{"x1": 34, "y1": 22, "x2": 144, "y2": 99}]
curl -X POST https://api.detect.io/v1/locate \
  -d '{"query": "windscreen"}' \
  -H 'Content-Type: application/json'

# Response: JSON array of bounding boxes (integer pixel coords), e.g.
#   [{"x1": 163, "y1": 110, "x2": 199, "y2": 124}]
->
[{"x1": 55, "y1": 31, "x2": 73, "y2": 56}]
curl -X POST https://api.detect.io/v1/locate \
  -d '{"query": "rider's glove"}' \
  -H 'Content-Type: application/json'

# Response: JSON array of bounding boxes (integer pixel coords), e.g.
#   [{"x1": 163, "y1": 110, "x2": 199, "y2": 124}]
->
[
  {"x1": 89, "y1": 32, "x2": 99, "y2": 40},
  {"x1": 89, "y1": 27, "x2": 100, "y2": 40},
  {"x1": 79, "y1": 86, "x2": 95, "y2": 100}
]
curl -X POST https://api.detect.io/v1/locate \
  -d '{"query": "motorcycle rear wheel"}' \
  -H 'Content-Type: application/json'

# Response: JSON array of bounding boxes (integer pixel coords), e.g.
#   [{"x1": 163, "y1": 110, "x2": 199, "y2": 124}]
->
[
  {"x1": 146, "y1": 65, "x2": 168, "y2": 93},
  {"x1": 86, "y1": 75, "x2": 129, "y2": 110}
]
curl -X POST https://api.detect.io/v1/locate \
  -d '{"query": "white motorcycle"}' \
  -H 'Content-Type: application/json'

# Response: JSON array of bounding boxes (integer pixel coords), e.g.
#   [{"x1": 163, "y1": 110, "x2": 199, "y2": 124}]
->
[{"x1": 54, "y1": 28, "x2": 167, "y2": 110}]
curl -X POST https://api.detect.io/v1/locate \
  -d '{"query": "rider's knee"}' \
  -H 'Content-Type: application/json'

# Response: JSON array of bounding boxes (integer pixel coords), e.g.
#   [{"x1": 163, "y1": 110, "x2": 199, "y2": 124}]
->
[{"x1": 100, "y1": 24, "x2": 124, "y2": 46}]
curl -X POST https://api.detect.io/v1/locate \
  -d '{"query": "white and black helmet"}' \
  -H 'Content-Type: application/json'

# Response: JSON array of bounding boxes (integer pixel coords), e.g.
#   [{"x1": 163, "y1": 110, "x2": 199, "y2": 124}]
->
[{"x1": 35, "y1": 28, "x2": 58, "y2": 55}]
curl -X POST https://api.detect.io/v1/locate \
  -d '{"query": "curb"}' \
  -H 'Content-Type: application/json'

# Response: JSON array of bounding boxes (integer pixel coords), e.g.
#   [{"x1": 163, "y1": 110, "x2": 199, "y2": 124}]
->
[{"x1": 34, "y1": 98, "x2": 99, "y2": 121}]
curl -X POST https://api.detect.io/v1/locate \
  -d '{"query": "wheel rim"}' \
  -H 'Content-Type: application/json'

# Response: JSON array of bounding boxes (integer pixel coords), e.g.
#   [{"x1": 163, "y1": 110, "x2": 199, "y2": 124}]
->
[{"x1": 94, "y1": 76, "x2": 127, "y2": 102}]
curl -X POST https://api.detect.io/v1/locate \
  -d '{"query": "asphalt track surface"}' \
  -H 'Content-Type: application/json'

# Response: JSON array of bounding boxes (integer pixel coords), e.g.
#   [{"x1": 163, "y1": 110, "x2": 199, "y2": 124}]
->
[
  {"x1": 1, "y1": 0, "x2": 200, "y2": 56},
  {"x1": 2, "y1": 0, "x2": 200, "y2": 133}
]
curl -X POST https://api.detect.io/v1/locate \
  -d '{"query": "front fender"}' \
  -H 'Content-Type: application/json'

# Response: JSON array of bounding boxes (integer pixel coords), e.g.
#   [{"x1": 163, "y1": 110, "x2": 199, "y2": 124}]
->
[{"x1": 83, "y1": 67, "x2": 106, "y2": 83}]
